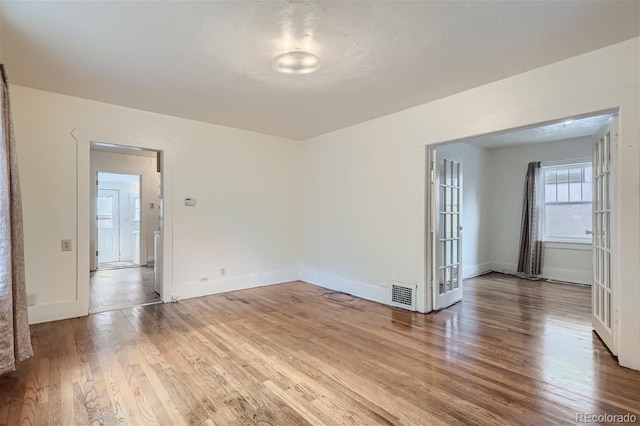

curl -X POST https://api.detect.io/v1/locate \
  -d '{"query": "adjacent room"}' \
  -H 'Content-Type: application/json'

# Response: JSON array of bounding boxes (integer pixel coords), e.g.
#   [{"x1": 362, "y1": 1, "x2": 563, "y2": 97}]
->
[
  {"x1": 0, "y1": 1, "x2": 639, "y2": 425},
  {"x1": 433, "y1": 114, "x2": 609, "y2": 288},
  {"x1": 89, "y1": 145, "x2": 163, "y2": 313}
]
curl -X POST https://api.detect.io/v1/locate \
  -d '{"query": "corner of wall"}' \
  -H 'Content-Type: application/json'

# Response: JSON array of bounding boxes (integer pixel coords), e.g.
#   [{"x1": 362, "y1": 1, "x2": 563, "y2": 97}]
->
[{"x1": 299, "y1": 269, "x2": 389, "y2": 305}]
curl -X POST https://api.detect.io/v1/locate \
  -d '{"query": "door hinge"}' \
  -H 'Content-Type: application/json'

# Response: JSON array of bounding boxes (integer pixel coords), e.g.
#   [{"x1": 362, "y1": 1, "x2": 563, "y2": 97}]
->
[
  {"x1": 96, "y1": 250, "x2": 98, "y2": 256},
  {"x1": 430, "y1": 162, "x2": 435, "y2": 183}
]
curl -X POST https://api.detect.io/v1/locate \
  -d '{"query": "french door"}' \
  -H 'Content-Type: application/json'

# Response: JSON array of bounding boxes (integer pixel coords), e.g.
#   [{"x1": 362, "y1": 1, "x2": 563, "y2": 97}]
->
[
  {"x1": 591, "y1": 117, "x2": 617, "y2": 355},
  {"x1": 429, "y1": 148, "x2": 463, "y2": 310}
]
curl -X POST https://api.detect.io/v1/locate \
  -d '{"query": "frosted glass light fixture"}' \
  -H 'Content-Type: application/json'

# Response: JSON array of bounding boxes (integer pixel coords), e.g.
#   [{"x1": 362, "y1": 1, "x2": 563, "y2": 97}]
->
[{"x1": 272, "y1": 50, "x2": 321, "y2": 74}]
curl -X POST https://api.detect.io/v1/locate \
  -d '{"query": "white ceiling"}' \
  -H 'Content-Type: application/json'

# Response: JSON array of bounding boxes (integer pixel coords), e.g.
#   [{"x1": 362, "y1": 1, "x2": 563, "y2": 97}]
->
[
  {"x1": 1, "y1": 1, "x2": 638, "y2": 141},
  {"x1": 463, "y1": 114, "x2": 612, "y2": 150}
]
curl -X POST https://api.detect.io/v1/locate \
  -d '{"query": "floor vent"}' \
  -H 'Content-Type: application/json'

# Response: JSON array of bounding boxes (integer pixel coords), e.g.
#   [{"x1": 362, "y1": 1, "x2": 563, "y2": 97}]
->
[{"x1": 389, "y1": 281, "x2": 417, "y2": 311}]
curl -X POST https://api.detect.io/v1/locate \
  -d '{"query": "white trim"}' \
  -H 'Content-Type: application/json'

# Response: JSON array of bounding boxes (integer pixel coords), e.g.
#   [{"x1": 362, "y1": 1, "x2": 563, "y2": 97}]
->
[
  {"x1": 462, "y1": 263, "x2": 493, "y2": 279},
  {"x1": 543, "y1": 241, "x2": 591, "y2": 251},
  {"x1": 72, "y1": 128, "x2": 176, "y2": 320},
  {"x1": 300, "y1": 269, "x2": 389, "y2": 306},
  {"x1": 417, "y1": 146, "x2": 431, "y2": 313},
  {"x1": 489, "y1": 262, "x2": 591, "y2": 285},
  {"x1": 173, "y1": 269, "x2": 299, "y2": 300},
  {"x1": 543, "y1": 266, "x2": 591, "y2": 285},
  {"x1": 416, "y1": 146, "x2": 429, "y2": 313},
  {"x1": 28, "y1": 300, "x2": 87, "y2": 325}
]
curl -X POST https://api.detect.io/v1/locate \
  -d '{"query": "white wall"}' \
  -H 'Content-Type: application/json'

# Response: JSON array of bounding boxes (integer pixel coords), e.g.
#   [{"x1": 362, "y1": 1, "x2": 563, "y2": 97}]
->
[
  {"x1": 489, "y1": 136, "x2": 593, "y2": 284},
  {"x1": 12, "y1": 85, "x2": 301, "y2": 323},
  {"x1": 436, "y1": 143, "x2": 493, "y2": 278},
  {"x1": 9, "y1": 37, "x2": 639, "y2": 370},
  {"x1": 300, "y1": 38, "x2": 639, "y2": 369},
  {"x1": 90, "y1": 150, "x2": 160, "y2": 269}
]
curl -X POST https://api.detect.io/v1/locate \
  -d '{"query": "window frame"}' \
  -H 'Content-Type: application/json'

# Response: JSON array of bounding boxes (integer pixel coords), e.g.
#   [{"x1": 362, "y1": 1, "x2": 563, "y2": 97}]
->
[{"x1": 541, "y1": 159, "x2": 593, "y2": 244}]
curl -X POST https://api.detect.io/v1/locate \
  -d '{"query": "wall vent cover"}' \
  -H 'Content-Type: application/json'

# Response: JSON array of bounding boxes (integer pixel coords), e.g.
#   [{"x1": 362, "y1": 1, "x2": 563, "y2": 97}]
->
[{"x1": 389, "y1": 281, "x2": 417, "y2": 311}]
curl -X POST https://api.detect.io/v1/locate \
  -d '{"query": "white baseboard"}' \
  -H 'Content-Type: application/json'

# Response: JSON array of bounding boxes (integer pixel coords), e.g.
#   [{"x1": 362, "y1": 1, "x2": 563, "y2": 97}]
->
[
  {"x1": 172, "y1": 269, "x2": 300, "y2": 300},
  {"x1": 29, "y1": 269, "x2": 299, "y2": 324},
  {"x1": 28, "y1": 299, "x2": 88, "y2": 325},
  {"x1": 489, "y1": 262, "x2": 591, "y2": 285},
  {"x1": 542, "y1": 266, "x2": 591, "y2": 285},
  {"x1": 299, "y1": 269, "x2": 388, "y2": 306},
  {"x1": 147, "y1": 257, "x2": 154, "y2": 266},
  {"x1": 463, "y1": 263, "x2": 492, "y2": 279}
]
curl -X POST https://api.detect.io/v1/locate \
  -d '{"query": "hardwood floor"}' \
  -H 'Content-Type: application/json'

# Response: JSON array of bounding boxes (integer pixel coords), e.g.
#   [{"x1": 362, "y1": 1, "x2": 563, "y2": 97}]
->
[
  {"x1": 90, "y1": 266, "x2": 160, "y2": 313},
  {"x1": 2, "y1": 273, "x2": 639, "y2": 425}
]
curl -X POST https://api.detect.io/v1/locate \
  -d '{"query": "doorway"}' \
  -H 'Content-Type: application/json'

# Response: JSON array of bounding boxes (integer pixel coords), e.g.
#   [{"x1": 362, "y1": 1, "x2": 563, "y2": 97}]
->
[
  {"x1": 425, "y1": 111, "x2": 619, "y2": 356},
  {"x1": 89, "y1": 145, "x2": 162, "y2": 313},
  {"x1": 97, "y1": 172, "x2": 141, "y2": 269}
]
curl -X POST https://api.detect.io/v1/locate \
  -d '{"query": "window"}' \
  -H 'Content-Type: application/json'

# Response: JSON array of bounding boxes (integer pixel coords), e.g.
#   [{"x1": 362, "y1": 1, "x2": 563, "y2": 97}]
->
[
  {"x1": 133, "y1": 197, "x2": 141, "y2": 221},
  {"x1": 97, "y1": 195, "x2": 114, "y2": 229},
  {"x1": 542, "y1": 162, "x2": 592, "y2": 242}
]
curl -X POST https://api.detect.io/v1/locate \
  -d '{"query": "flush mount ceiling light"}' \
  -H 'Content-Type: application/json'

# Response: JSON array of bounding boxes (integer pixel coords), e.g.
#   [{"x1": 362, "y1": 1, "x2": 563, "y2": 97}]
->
[{"x1": 272, "y1": 50, "x2": 321, "y2": 75}]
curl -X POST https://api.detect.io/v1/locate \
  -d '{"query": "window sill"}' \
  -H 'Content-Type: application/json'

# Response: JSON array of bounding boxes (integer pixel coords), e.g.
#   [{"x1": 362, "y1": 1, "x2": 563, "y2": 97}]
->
[{"x1": 543, "y1": 240, "x2": 592, "y2": 251}]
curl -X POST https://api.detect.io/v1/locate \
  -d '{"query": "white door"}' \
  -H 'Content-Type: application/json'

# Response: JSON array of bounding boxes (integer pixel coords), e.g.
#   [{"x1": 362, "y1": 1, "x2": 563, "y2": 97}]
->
[
  {"x1": 591, "y1": 117, "x2": 617, "y2": 355},
  {"x1": 97, "y1": 189, "x2": 120, "y2": 264},
  {"x1": 430, "y1": 149, "x2": 463, "y2": 310}
]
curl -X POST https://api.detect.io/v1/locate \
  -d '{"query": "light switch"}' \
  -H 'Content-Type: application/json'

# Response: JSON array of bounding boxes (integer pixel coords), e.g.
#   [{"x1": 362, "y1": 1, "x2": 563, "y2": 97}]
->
[{"x1": 185, "y1": 198, "x2": 197, "y2": 206}]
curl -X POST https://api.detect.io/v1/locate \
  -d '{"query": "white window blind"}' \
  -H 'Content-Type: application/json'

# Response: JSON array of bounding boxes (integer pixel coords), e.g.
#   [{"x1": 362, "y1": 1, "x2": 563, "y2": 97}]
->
[{"x1": 542, "y1": 162, "x2": 592, "y2": 242}]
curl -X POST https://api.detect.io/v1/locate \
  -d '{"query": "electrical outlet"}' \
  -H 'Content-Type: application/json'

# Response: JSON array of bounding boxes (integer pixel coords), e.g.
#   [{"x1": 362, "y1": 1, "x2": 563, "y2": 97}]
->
[
  {"x1": 61, "y1": 239, "x2": 72, "y2": 251},
  {"x1": 198, "y1": 276, "x2": 209, "y2": 283},
  {"x1": 219, "y1": 267, "x2": 226, "y2": 277},
  {"x1": 26, "y1": 293, "x2": 37, "y2": 306}
]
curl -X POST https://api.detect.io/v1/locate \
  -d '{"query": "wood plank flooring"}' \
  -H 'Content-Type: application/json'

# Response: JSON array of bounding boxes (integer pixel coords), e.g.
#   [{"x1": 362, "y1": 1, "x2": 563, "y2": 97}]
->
[
  {"x1": 2, "y1": 273, "x2": 639, "y2": 425},
  {"x1": 90, "y1": 267, "x2": 160, "y2": 313}
]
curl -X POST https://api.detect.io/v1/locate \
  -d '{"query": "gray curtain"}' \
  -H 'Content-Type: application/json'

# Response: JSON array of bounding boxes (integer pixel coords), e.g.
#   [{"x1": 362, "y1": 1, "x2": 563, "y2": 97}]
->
[
  {"x1": 517, "y1": 161, "x2": 543, "y2": 276},
  {"x1": 0, "y1": 64, "x2": 33, "y2": 376}
]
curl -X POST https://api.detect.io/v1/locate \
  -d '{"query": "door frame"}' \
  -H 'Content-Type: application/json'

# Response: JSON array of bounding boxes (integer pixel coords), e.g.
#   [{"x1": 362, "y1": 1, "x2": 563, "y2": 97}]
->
[
  {"x1": 94, "y1": 172, "x2": 143, "y2": 268},
  {"x1": 421, "y1": 108, "x2": 620, "y2": 319},
  {"x1": 73, "y1": 128, "x2": 176, "y2": 313}
]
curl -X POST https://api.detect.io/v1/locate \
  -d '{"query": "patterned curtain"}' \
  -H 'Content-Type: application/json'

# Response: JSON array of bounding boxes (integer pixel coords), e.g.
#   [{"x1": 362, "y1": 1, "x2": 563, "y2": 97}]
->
[
  {"x1": 0, "y1": 64, "x2": 33, "y2": 376},
  {"x1": 517, "y1": 161, "x2": 543, "y2": 276}
]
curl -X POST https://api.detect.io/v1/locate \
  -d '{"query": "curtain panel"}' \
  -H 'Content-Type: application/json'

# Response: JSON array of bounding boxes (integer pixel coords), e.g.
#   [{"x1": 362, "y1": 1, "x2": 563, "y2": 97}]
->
[
  {"x1": 517, "y1": 161, "x2": 543, "y2": 276},
  {"x1": 0, "y1": 64, "x2": 33, "y2": 376}
]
